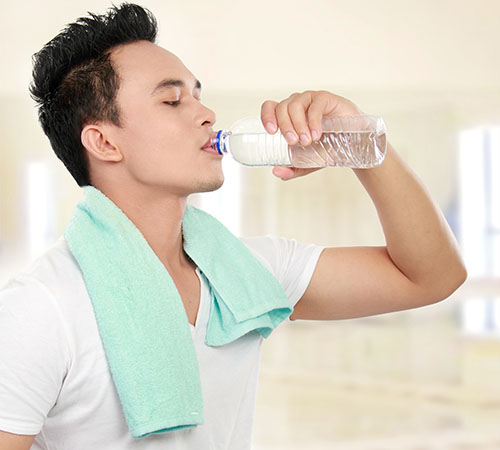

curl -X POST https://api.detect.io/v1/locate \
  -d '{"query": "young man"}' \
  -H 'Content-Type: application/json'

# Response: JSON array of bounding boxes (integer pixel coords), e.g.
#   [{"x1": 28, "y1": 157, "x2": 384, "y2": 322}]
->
[{"x1": 0, "y1": 3, "x2": 466, "y2": 450}]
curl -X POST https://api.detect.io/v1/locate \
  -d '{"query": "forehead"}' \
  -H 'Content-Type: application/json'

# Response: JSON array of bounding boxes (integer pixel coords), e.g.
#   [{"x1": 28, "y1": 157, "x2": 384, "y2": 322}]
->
[{"x1": 110, "y1": 41, "x2": 197, "y2": 94}]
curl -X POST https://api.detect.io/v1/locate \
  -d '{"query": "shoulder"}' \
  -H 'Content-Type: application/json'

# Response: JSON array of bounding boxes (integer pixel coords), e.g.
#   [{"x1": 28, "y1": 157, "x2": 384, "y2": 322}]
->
[
  {"x1": 1, "y1": 236, "x2": 84, "y2": 303},
  {"x1": 239, "y1": 235, "x2": 325, "y2": 307},
  {"x1": 0, "y1": 236, "x2": 84, "y2": 341},
  {"x1": 239, "y1": 235, "x2": 324, "y2": 275},
  {"x1": 0, "y1": 238, "x2": 76, "y2": 370},
  {"x1": 17, "y1": 237, "x2": 82, "y2": 290},
  {"x1": 0, "y1": 239, "x2": 77, "y2": 436}
]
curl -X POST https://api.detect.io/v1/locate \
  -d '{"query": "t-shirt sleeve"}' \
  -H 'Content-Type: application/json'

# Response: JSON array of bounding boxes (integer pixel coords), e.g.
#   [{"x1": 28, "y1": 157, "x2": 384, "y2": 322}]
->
[
  {"x1": 0, "y1": 277, "x2": 70, "y2": 435},
  {"x1": 239, "y1": 235, "x2": 325, "y2": 310}
]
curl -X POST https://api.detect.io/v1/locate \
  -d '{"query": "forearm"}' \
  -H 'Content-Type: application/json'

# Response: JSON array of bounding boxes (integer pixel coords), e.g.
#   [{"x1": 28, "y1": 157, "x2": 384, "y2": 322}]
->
[{"x1": 354, "y1": 142, "x2": 467, "y2": 296}]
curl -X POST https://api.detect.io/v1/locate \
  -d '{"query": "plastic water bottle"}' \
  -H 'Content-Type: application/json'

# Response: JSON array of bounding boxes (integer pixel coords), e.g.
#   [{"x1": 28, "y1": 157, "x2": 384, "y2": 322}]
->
[{"x1": 212, "y1": 115, "x2": 387, "y2": 168}]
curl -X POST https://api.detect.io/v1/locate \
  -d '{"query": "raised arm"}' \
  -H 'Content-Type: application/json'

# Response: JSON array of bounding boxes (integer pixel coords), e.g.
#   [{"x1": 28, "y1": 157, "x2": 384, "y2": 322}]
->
[{"x1": 260, "y1": 90, "x2": 467, "y2": 320}]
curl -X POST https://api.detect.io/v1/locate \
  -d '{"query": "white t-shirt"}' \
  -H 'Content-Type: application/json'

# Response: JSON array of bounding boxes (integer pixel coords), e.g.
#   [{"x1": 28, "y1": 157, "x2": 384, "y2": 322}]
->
[{"x1": 0, "y1": 235, "x2": 324, "y2": 450}]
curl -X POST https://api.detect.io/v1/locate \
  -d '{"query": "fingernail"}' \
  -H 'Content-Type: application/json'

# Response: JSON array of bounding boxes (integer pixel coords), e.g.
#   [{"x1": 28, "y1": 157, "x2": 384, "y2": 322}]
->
[
  {"x1": 312, "y1": 129, "x2": 321, "y2": 141},
  {"x1": 266, "y1": 122, "x2": 277, "y2": 133},
  {"x1": 285, "y1": 132, "x2": 297, "y2": 144},
  {"x1": 300, "y1": 134, "x2": 310, "y2": 145}
]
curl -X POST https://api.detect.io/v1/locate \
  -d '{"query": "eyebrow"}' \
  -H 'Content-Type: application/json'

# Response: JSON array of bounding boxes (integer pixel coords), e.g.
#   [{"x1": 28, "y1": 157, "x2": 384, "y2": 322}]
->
[{"x1": 151, "y1": 78, "x2": 202, "y2": 96}]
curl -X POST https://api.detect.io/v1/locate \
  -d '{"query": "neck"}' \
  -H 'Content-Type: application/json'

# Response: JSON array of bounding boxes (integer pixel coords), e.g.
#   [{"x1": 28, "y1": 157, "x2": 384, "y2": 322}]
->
[{"x1": 97, "y1": 184, "x2": 193, "y2": 272}]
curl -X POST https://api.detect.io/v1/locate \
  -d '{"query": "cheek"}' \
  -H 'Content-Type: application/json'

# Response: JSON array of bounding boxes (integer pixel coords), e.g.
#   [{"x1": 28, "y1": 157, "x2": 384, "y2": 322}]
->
[
  {"x1": 119, "y1": 105, "x2": 186, "y2": 153},
  {"x1": 116, "y1": 119, "x2": 190, "y2": 183}
]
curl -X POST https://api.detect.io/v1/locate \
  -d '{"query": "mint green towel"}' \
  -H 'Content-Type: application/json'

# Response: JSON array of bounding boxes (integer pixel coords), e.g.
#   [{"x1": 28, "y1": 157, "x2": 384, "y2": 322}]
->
[{"x1": 64, "y1": 186, "x2": 292, "y2": 438}]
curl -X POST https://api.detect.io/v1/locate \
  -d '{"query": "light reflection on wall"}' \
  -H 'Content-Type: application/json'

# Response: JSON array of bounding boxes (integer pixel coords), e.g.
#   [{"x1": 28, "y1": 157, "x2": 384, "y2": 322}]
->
[
  {"x1": 26, "y1": 159, "x2": 57, "y2": 260},
  {"x1": 459, "y1": 126, "x2": 500, "y2": 336}
]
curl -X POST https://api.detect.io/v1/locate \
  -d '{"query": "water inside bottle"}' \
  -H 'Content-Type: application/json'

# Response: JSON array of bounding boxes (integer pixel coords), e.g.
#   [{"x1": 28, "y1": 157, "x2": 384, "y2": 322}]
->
[
  {"x1": 289, "y1": 130, "x2": 387, "y2": 168},
  {"x1": 227, "y1": 132, "x2": 291, "y2": 166}
]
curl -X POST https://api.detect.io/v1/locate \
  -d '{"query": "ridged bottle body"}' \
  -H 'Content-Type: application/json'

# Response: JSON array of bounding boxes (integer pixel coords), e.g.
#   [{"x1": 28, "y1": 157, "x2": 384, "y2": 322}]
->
[{"x1": 215, "y1": 115, "x2": 387, "y2": 168}]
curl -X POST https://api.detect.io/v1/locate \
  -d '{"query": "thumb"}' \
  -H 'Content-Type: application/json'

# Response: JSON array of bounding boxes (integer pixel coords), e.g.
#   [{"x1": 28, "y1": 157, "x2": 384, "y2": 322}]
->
[{"x1": 272, "y1": 166, "x2": 321, "y2": 180}]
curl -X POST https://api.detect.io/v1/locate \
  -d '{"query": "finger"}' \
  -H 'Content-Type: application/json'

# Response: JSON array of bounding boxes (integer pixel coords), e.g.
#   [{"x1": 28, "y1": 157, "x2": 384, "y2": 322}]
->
[
  {"x1": 260, "y1": 100, "x2": 279, "y2": 134},
  {"x1": 306, "y1": 95, "x2": 330, "y2": 141},
  {"x1": 272, "y1": 166, "x2": 322, "y2": 180},
  {"x1": 275, "y1": 100, "x2": 299, "y2": 145},
  {"x1": 288, "y1": 95, "x2": 313, "y2": 146},
  {"x1": 272, "y1": 166, "x2": 295, "y2": 180}
]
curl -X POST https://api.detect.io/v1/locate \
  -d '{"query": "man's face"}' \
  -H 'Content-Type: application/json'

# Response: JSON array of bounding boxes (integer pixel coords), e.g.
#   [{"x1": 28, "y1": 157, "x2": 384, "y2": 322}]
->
[{"x1": 107, "y1": 40, "x2": 223, "y2": 196}]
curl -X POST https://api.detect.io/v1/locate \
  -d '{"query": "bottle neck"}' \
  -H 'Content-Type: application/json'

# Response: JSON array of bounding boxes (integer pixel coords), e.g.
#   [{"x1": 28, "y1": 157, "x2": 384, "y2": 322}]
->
[{"x1": 214, "y1": 130, "x2": 231, "y2": 155}]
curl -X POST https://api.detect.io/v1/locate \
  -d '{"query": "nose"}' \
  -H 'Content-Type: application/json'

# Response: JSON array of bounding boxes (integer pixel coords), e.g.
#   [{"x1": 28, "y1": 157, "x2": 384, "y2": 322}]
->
[{"x1": 197, "y1": 101, "x2": 216, "y2": 128}]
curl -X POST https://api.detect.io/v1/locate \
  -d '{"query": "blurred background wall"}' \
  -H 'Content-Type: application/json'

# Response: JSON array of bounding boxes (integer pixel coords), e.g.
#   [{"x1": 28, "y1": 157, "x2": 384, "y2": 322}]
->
[{"x1": 1, "y1": 0, "x2": 499, "y2": 448}]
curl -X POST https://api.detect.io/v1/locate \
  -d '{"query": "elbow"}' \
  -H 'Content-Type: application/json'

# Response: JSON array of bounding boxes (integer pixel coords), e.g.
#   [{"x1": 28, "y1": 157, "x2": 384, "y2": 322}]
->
[
  {"x1": 425, "y1": 259, "x2": 468, "y2": 305},
  {"x1": 456, "y1": 261, "x2": 468, "y2": 288},
  {"x1": 445, "y1": 261, "x2": 467, "y2": 298}
]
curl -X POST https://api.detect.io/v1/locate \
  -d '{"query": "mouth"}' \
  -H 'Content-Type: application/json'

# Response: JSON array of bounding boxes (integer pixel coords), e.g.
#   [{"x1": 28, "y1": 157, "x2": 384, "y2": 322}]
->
[{"x1": 201, "y1": 135, "x2": 221, "y2": 156}]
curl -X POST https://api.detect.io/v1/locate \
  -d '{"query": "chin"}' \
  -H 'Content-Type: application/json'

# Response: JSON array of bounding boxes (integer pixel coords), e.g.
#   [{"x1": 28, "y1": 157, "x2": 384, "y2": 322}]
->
[{"x1": 195, "y1": 174, "x2": 225, "y2": 193}]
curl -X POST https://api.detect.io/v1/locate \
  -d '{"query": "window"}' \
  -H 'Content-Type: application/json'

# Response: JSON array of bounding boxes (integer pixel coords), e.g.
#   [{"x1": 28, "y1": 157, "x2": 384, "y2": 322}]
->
[
  {"x1": 26, "y1": 160, "x2": 57, "y2": 259},
  {"x1": 459, "y1": 126, "x2": 500, "y2": 335}
]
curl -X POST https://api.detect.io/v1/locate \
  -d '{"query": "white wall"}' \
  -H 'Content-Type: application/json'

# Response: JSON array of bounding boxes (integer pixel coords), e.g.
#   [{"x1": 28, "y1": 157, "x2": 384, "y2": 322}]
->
[{"x1": 2, "y1": 0, "x2": 499, "y2": 95}]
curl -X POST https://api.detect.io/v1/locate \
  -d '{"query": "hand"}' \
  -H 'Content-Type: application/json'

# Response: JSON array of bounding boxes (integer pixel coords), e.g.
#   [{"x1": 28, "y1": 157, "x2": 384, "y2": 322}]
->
[{"x1": 260, "y1": 90, "x2": 363, "y2": 180}]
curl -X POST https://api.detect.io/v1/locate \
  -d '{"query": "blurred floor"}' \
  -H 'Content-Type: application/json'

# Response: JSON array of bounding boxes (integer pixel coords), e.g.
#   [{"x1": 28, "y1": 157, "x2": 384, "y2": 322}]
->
[
  {"x1": 254, "y1": 369, "x2": 500, "y2": 450},
  {"x1": 252, "y1": 291, "x2": 500, "y2": 450}
]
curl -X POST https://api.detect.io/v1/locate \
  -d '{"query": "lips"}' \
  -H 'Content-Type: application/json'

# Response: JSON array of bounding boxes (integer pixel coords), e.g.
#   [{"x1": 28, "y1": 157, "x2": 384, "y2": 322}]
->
[{"x1": 201, "y1": 135, "x2": 221, "y2": 155}]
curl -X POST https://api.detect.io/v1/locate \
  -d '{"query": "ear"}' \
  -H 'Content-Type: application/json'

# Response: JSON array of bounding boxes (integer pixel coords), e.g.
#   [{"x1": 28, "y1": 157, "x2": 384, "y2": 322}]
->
[{"x1": 81, "y1": 123, "x2": 123, "y2": 162}]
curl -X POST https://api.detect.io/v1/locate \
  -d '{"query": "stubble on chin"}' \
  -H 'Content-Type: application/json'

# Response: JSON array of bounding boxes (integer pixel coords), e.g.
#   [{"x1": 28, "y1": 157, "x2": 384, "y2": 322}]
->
[{"x1": 195, "y1": 174, "x2": 225, "y2": 193}]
